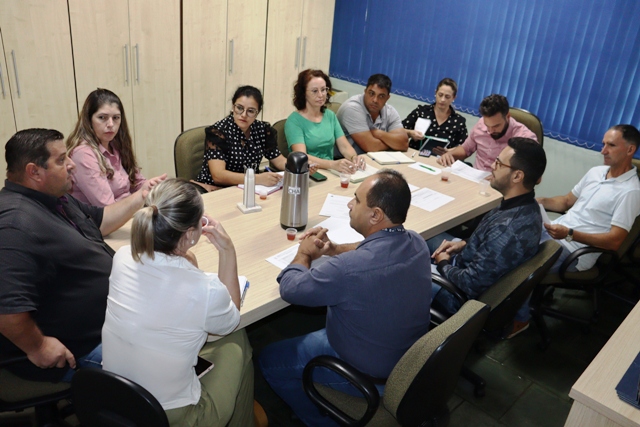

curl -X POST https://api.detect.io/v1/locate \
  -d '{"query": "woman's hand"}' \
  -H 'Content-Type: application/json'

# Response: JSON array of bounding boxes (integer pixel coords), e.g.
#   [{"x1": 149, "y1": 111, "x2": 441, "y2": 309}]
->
[
  {"x1": 202, "y1": 215, "x2": 235, "y2": 253},
  {"x1": 255, "y1": 172, "x2": 282, "y2": 186},
  {"x1": 408, "y1": 130, "x2": 424, "y2": 141},
  {"x1": 331, "y1": 158, "x2": 359, "y2": 174}
]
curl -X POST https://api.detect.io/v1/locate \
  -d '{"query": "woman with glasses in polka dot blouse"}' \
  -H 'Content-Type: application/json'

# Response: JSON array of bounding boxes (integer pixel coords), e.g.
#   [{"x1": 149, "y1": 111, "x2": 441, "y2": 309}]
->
[{"x1": 195, "y1": 86, "x2": 287, "y2": 191}]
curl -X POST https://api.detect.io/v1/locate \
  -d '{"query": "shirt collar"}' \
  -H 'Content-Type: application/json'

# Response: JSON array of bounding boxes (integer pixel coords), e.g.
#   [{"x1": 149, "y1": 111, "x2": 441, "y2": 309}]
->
[
  {"x1": 3, "y1": 180, "x2": 61, "y2": 211},
  {"x1": 499, "y1": 190, "x2": 536, "y2": 211},
  {"x1": 356, "y1": 224, "x2": 406, "y2": 248},
  {"x1": 606, "y1": 166, "x2": 638, "y2": 182}
]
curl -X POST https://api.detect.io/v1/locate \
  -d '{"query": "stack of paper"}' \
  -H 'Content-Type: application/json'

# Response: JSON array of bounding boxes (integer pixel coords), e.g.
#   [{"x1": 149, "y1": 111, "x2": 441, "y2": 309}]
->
[
  {"x1": 238, "y1": 171, "x2": 284, "y2": 195},
  {"x1": 367, "y1": 151, "x2": 415, "y2": 165},
  {"x1": 329, "y1": 164, "x2": 379, "y2": 183},
  {"x1": 450, "y1": 161, "x2": 491, "y2": 183}
]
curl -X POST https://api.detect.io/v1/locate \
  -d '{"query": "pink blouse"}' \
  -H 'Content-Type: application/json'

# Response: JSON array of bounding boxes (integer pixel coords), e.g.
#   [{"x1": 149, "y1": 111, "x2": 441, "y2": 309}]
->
[{"x1": 69, "y1": 142, "x2": 146, "y2": 207}]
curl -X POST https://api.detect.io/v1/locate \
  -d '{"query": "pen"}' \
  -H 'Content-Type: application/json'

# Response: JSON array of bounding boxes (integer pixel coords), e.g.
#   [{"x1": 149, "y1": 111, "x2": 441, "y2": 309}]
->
[
  {"x1": 240, "y1": 281, "x2": 250, "y2": 307},
  {"x1": 418, "y1": 164, "x2": 437, "y2": 173},
  {"x1": 264, "y1": 166, "x2": 273, "y2": 172}
]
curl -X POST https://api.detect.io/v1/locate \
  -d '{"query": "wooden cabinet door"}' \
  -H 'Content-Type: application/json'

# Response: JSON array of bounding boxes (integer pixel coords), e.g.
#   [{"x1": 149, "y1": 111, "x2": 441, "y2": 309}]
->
[
  {"x1": 0, "y1": 0, "x2": 77, "y2": 136},
  {"x1": 128, "y1": 0, "x2": 181, "y2": 178},
  {"x1": 68, "y1": 0, "x2": 134, "y2": 120},
  {"x1": 262, "y1": 0, "x2": 304, "y2": 123},
  {"x1": 0, "y1": 42, "x2": 15, "y2": 178},
  {"x1": 300, "y1": 0, "x2": 336, "y2": 71},
  {"x1": 226, "y1": 0, "x2": 268, "y2": 108},
  {"x1": 182, "y1": 0, "x2": 228, "y2": 130}
]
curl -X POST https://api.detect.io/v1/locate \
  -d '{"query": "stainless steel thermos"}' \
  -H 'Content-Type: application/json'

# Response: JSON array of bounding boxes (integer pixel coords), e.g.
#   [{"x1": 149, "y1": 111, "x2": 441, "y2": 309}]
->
[{"x1": 280, "y1": 152, "x2": 309, "y2": 230}]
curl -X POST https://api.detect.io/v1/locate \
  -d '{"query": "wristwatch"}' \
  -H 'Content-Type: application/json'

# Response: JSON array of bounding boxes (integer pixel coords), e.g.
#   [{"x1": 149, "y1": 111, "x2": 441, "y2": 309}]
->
[{"x1": 565, "y1": 228, "x2": 574, "y2": 242}]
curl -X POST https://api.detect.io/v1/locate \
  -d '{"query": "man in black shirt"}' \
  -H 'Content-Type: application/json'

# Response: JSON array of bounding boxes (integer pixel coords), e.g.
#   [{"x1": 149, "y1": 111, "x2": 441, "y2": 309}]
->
[{"x1": 0, "y1": 128, "x2": 164, "y2": 382}]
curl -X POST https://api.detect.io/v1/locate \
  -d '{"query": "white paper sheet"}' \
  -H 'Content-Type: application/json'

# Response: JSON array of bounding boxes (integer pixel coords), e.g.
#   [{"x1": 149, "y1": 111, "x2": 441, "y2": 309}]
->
[
  {"x1": 450, "y1": 160, "x2": 491, "y2": 183},
  {"x1": 415, "y1": 118, "x2": 432, "y2": 134},
  {"x1": 266, "y1": 244, "x2": 331, "y2": 270},
  {"x1": 319, "y1": 194, "x2": 352, "y2": 219},
  {"x1": 409, "y1": 162, "x2": 441, "y2": 175},
  {"x1": 408, "y1": 183, "x2": 420, "y2": 192},
  {"x1": 315, "y1": 217, "x2": 364, "y2": 244},
  {"x1": 410, "y1": 187, "x2": 455, "y2": 212},
  {"x1": 539, "y1": 203, "x2": 552, "y2": 224}
]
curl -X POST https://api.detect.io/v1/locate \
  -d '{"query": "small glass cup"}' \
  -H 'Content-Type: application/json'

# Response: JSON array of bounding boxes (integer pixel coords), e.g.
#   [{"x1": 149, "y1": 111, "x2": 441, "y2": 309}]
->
[
  {"x1": 339, "y1": 173, "x2": 350, "y2": 188},
  {"x1": 258, "y1": 189, "x2": 268, "y2": 200},
  {"x1": 286, "y1": 228, "x2": 297, "y2": 241},
  {"x1": 201, "y1": 217, "x2": 209, "y2": 227},
  {"x1": 478, "y1": 179, "x2": 490, "y2": 196},
  {"x1": 441, "y1": 167, "x2": 451, "y2": 182}
]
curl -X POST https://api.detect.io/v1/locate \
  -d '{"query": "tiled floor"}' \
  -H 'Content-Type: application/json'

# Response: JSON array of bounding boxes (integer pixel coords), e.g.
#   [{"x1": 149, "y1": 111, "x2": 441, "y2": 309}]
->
[
  {"x1": 248, "y1": 278, "x2": 637, "y2": 427},
  {"x1": 1, "y1": 277, "x2": 636, "y2": 427}
]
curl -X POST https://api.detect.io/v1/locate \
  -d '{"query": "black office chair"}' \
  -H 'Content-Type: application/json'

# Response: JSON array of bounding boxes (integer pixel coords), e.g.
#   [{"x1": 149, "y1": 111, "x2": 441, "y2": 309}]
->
[
  {"x1": 273, "y1": 119, "x2": 289, "y2": 158},
  {"x1": 432, "y1": 240, "x2": 562, "y2": 395},
  {"x1": 530, "y1": 215, "x2": 640, "y2": 342},
  {"x1": 0, "y1": 353, "x2": 73, "y2": 426},
  {"x1": 302, "y1": 300, "x2": 490, "y2": 427},
  {"x1": 72, "y1": 368, "x2": 169, "y2": 427}
]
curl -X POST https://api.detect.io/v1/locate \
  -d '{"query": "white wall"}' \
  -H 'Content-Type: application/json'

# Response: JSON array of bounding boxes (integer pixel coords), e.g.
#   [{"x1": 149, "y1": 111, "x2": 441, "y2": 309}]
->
[{"x1": 332, "y1": 78, "x2": 603, "y2": 198}]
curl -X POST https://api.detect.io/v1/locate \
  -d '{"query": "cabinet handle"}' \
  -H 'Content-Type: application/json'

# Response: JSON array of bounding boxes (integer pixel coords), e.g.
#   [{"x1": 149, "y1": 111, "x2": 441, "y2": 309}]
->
[
  {"x1": 11, "y1": 50, "x2": 20, "y2": 98},
  {"x1": 302, "y1": 37, "x2": 307, "y2": 68},
  {"x1": 295, "y1": 37, "x2": 300, "y2": 68},
  {"x1": 124, "y1": 45, "x2": 129, "y2": 85},
  {"x1": 134, "y1": 44, "x2": 140, "y2": 83},
  {"x1": 228, "y1": 40, "x2": 234, "y2": 74},
  {"x1": 0, "y1": 61, "x2": 5, "y2": 98}
]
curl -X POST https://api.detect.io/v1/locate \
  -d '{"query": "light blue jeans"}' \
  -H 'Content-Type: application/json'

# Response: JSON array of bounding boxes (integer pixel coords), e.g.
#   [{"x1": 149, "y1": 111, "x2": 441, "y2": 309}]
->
[{"x1": 61, "y1": 343, "x2": 102, "y2": 382}]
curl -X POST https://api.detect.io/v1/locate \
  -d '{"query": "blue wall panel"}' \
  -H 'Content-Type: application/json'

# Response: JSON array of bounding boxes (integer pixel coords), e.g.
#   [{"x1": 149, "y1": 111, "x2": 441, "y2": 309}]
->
[{"x1": 330, "y1": 0, "x2": 640, "y2": 153}]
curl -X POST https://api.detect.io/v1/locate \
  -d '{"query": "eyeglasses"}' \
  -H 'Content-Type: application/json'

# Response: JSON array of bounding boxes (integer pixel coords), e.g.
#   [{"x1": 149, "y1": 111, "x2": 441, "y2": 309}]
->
[
  {"x1": 307, "y1": 87, "x2": 329, "y2": 96},
  {"x1": 493, "y1": 157, "x2": 516, "y2": 170},
  {"x1": 233, "y1": 104, "x2": 259, "y2": 118}
]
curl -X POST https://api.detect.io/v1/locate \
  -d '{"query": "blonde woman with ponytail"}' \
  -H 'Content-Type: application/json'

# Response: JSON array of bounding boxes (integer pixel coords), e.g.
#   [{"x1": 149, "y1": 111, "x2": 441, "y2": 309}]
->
[{"x1": 102, "y1": 178, "x2": 254, "y2": 426}]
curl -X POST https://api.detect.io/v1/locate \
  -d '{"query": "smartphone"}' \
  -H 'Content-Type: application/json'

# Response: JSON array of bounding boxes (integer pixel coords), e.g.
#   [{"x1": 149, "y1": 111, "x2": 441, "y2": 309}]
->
[
  {"x1": 310, "y1": 172, "x2": 327, "y2": 182},
  {"x1": 195, "y1": 356, "x2": 214, "y2": 378}
]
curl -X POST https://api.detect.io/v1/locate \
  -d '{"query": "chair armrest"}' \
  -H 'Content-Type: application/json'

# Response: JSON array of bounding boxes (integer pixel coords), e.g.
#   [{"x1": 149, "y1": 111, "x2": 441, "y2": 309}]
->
[
  {"x1": 0, "y1": 353, "x2": 28, "y2": 368},
  {"x1": 432, "y1": 273, "x2": 468, "y2": 305},
  {"x1": 303, "y1": 355, "x2": 380, "y2": 427},
  {"x1": 558, "y1": 246, "x2": 618, "y2": 283}
]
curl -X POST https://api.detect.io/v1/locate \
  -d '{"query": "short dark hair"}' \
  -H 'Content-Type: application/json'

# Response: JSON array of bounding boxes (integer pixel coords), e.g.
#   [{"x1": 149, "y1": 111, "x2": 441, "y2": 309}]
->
[
  {"x1": 6, "y1": 128, "x2": 64, "y2": 180},
  {"x1": 436, "y1": 77, "x2": 458, "y2": 97},
  {"x1": 508, "y1": 137, "x2": 547, "y2": 191},
  {"x1": 366, "y1": 169, "x2": 411, "y2": 224},
  {"x1": 609, "y1": 124, "x2": 640, "y2": 150},
  {"x1": 366, "y1": 74, "x2": 392, "y2": 94},
  {"x1": 293, "y1": 69, "x2": 332, "y2": 112},
  {"x1": 232, "y1": 85, "x2": 264, "y2": 111},
  {"x1": 479, "y1": 94, "x2": 510, "y2": 118}
]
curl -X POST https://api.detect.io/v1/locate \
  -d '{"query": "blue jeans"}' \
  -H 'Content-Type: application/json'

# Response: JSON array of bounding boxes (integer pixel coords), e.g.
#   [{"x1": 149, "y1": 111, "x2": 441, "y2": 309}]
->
[
  {"x1": 61, "y1": 343, "x2": 103, "y2": 382},
  {"x1": 259, "y1": 329, "x2": 384, "y2": 427}
]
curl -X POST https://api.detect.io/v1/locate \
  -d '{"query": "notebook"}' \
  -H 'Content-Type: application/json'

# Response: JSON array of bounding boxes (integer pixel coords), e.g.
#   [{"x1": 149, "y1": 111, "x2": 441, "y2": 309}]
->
[
  {"x1": 367, "y1": 151, "x2": 415, "y2": 165},
  {"x1": 615, "y1": 350, "x2": 640, "y2": 409},
  {"x1": 329, "y1": 164, "x2": 379, "y2": 183}
]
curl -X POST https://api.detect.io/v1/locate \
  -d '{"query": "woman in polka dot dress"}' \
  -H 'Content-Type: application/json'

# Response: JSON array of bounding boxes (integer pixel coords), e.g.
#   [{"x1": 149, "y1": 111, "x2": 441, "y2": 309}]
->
[{"x1": 195, "y1": 86, "x2": 287, "y2": 191}]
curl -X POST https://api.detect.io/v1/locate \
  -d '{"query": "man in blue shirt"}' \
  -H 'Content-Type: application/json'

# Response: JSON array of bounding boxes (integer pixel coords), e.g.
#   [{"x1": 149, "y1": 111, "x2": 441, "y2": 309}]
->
[{"x1": 260, "y1": 169, "x2": 431, "y2": 427}]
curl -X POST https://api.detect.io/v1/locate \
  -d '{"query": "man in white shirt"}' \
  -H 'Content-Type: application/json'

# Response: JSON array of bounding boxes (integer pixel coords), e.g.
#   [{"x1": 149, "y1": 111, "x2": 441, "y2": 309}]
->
[
  {"x1": 538, "y1": 124, "x2": 640, "y2": 271},
  {"x1": 336, "y1": 74, "x2": 408, "y2": 155}
]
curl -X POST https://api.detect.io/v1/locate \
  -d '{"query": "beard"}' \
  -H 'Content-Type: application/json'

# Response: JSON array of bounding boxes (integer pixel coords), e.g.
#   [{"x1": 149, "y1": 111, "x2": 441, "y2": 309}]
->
[{"x1": 490, "y1": 120, "x2": 510, "y2": 140}]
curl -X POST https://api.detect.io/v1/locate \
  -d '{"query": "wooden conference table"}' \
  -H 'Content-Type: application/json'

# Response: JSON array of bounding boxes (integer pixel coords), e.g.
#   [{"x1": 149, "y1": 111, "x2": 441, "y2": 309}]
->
[
  {"x1": 564, "y1": 300, "x2": 640, "y2": 427},
  {"x1": 104, "y1": 152, "x2": 501, "y2": 330}
]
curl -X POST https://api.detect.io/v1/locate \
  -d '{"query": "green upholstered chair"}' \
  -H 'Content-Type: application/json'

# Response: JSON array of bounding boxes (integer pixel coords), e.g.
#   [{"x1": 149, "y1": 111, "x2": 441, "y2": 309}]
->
[
  {"x1": 174, "y1": 126, "x2": 207, "y2": 181},
  {"x1": 327, "y1": 101, "x2": 342, "y2": 114},
  {"x1": 0, "y1": 354, "x2": 73, "y2": 426},
  {"x1": 531, "y1": 215, "x2": 640, "y2": 345},
  {"x1": 72, "y1": 367, "x2": 169, "y2": 427},
  {"x1": 273, "y1": 119, "x2": 289, "y2": 158},
  {"x1": 432, "y1": 240, "x2": 563, "y2": 395},
  {"x1": 302, "y1": 300, "x2": 490, "y2": 427},
  {"x1": 509, "y1": 107, "x2": 544, "y2": 147}
]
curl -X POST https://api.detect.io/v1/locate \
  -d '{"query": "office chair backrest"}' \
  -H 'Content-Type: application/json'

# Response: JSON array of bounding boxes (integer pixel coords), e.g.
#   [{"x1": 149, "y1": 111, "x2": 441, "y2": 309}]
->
[
  {"x1": 273, "y1": 119, "x2": 289, "y2": 158},
  {"x1": 617, "y1": 215, "x2": 640, "y2": 257},
  {"x1": 384, "y1": 300, "x2": 489, "y2": 426},
  {"x1": 509, "y1": 107, "x2": 544, "y2": 147},
  {"x1": 72, "y1": 368, "x2": 169, "y2": 427},
  {"x1": 478, "y1": 240, "x2": 562, "y2": 333},
  {"x1": 174, "y1": 126, "x2": 207, "y2": 180},
  {"x1": 327, "y1": 101, "x2": 342, "y2": 114}
]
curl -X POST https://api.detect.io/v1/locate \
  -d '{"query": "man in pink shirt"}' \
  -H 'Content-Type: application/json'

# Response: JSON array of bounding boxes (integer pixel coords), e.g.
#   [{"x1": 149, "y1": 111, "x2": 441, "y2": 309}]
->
[{"x1": 438, "y1": 94, "x2": 537, "y2": 171}]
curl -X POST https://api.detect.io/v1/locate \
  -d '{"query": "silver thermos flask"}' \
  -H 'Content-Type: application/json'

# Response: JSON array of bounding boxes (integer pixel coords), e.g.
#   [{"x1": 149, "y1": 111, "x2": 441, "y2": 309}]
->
[{"x1": 280, "y1": 152, "x2": 309, "y2": 230}]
